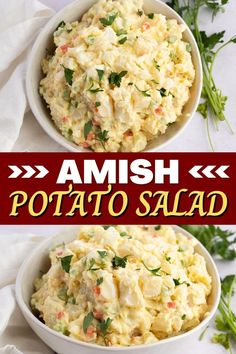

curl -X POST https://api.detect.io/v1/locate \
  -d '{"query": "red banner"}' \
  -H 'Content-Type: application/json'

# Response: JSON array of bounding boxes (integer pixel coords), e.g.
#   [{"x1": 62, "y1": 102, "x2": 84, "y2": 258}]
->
[{"x1": 0, "y1": 152, "x2": 235, "y2": 224}]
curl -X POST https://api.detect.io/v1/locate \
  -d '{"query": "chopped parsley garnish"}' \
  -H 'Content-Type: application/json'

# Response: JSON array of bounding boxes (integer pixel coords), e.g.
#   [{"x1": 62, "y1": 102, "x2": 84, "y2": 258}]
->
[
  {"x1": 142, "y1": 262, "x2": 161, "y2": 276},
  {"x1": 120, "y1": 232, "x2": 127, "y2": 237},
  {"x1": 116, "y1": 29, "x2": 127, "y2": 36},
  {"x1": 103, "y1": 225, "x2": 114, "y2": 230},
  {"x1": 173, "y1": 278, "x2": 190, "y2": 286},
  {"x1": 97, "y1": 250, "x2": 108, "y2": 258},
  {"x1": 100, "y1": 13, "x2": 117, "y2": 27},
  {"x1": 153, "y1": 59, "x2": 160, "y2": 71},
  {"x1": 112, "y1": 255, "x2": 128, "y2": 268},
  {"x1": 135, "y1": 85, "x2": 151, "y2": 97},
  {"x1": 137, "y1": 10, "x2": 143, "y2": 16},
  {"x1": 97, "y1": 318, "x2": 113, "y2": 337},
  {"x1": 96, "y1": 69, "x2": 104, "y2": 82},
  {"x1": 158, "y1": 88, "x2": 174, "y2": 97},
  {"x1": 84, "y1": 120, "x2": 93, "y2": 140},
  {"x1": 165, "y1": 256, "x2": 171, "y2": 263},
  {"x1": 97, "y1": 277, "x2": 104, "y2": 286},
  {"x1": 155, "y1": 225, "x2": 161, "y2": 231},
  {"x1": 128, "y1": 82, "x2": 133, "y2": 86},
  {"x1": 60, "y1": 255, "x2": 73, "y2": 273},
  {"x1": 148, "y1": 13, "x2": 154, "y2": 19},
  {"x1": 88, "y1": 258, "x2": 100, "y2": 271},
  {"x1": 178, "y1": 247, "x2": 184, "y2": 252},
  {"x1": 182, "y1": 314, "x2": 186, "y2": 320},
  {"x1": 95, "y1": 101, "x2": 101, "y2": 107},
  {"x1": 67, "y1": 128, "x2": 73, "y2": 138},
  {"x1": 108, "y1": 71, "x2": 128, "y2": 87},
  {"x1": 88, "y1": 80, "x2": 104, "y2": 93},
  {"x1": 119, "y1": 37, "x2": 128, "y2": 44},
  {"x1": 63, "y1": 66, "x2": 74, "y2": 86},
  {"x1": 96, "y1": 129, "x2": 109, "y2": 149},
  {"x1": 83, "y1": 312, "x2": 94, "y2": 334},
  {"x1": 56, "y1": 21, "x2": 66, "y2": 31}
]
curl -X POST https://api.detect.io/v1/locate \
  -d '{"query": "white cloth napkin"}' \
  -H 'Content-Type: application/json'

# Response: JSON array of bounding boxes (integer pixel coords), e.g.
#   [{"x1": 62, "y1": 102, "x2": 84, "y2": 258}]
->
[
  {"x1": 0, "y1": 0, "x2": 54, "y2": 152},
  {"x1": 0, "y1": 234, "x2": 54, "y2": 354}
]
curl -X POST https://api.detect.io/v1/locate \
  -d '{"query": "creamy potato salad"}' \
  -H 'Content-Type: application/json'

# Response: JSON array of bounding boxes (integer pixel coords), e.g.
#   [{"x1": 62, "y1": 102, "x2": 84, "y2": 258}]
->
[
  {"x1": 39, "y1": 0, "x2": 195, "y2": 152},
  {"x1": 31, "y1": 226, "x2": 211, "y2": 346}
]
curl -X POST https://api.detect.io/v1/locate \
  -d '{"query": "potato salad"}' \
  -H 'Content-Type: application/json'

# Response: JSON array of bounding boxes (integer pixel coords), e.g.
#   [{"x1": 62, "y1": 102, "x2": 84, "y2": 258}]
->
[
  {"x1": 39, "y1": 0, "x2": 195, "y2": 152},
  {"x1": 31, "y1": 226, "x2": 211, "y2": 346}
]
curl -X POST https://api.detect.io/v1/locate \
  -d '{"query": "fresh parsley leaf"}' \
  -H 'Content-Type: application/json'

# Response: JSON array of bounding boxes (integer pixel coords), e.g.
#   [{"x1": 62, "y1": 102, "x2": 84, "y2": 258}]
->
[
  {"x1": 88, "y1": 80, "x2": 104, "y2": 93},
  {"x1": 103, "y1": 225, "x2": 114, "y2": 230},
  {"x1": 221, "y1": 275, "x2": 236, "y2": 296},
  {"x1": 135, "y1": 85, "x2": 151, "y2": 97},
  {"x1": 96, "y1": 69, "x2": 104, "y2": 82},
  {"x1": 158, "y1": 88, "x2": 174, "y2": 97},
  {"x1": 96, "y1": 129, "x2": 109, "y2": 149},
  {"x1": 84, "y1": 120, "x2": 93, "y2": 140},
  {"x1": 63, "y1": 66, "x2": 74, "y2": 86},
  {"x1": 95, "y1": 101, "x2": 101, "y2": 107},
  {"x1": 197, "y1": 102, "x2": 208, "y2": 119},
  {"x1": 143, "y1": 262, "x2": 161, "y2": 276},
  {"x1": 83, "y1": 312, "x2": 94, "y2": 334},
  {"x1": 109, "y1": 71, "x2": 128, "y2": 87},
  {"x1": 60, "y1": 255, "x2": 73, "y2": 273},
  {"x1": 119, "y1": 37, "x2": 127, "y2": 44},
  {"x1": 88, "y1": 258, "x2": 100, "y2": 271},
  {"x1": 153, "y1": 59, "x2": 160, "y2": 71},
  {"x1": 112, "y1": 255, "x2": 128, "y2": 268},
  {"x1": 148, "y1": 13, "x2": 154, "y2": 19},
  {"x1": 100, "y1": 13, "x2": 117, "y2": 27},
  {"x1": 120, "y1": 232, "x2": 128, "y2": 237},
  {"x1": 137, "y1": 10, "x2": 143, "y2": 16},
  {"x1": 97, "y1": 318, "x2": 113, "y2": 338},
  {"x1": 97, "y1": 250, "x2": 108, "y2": 258},
  {"x1": 116, "y1": 29, "x2": 127, "y2": 36},
  {"x1": 97, "y1": 277, "x2": 104, "y2": 286},
  {"x1": 56, "y1": 21, "x2": 66, "y2": 31},
  {"x1": 182, "y1": 314, "x2": 186, "y2": 320},
  {"x1": 212, "y1": 333, "x2": 231, "y2": 350},
  {"x1": 155, "y1": 225, "x2": 161, "y2": 230},
  {"x1": 173, "y1": 278, "x2": 189, "y2": 286}
]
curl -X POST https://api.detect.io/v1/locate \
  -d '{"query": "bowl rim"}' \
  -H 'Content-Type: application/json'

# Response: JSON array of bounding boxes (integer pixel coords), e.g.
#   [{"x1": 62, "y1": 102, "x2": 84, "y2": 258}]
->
[
  {"x1": 26, "y1": 0, "x2": 203, "y2": 153},
  {"x1": 16, "y1": 225, "x2": 220, "y2": 352}
]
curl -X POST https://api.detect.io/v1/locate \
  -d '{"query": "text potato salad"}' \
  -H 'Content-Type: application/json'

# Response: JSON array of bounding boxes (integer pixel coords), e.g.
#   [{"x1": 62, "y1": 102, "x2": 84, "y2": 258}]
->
[
  {"x1": 39, "y1": 0, "x2": 195, "y2": 152},
  {"x1": 31, "y1": 226, "x2": 211, "y2": 346}
]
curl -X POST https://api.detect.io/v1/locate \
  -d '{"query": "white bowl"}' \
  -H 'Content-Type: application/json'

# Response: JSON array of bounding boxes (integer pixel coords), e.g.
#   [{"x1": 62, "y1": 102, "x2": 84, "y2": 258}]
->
[
  {"x1": 16, "y1": 226, "x2": 220, "y2": 354},
  {"x1": 26, "y1": 0, "x2": 202, "y2": 152}
]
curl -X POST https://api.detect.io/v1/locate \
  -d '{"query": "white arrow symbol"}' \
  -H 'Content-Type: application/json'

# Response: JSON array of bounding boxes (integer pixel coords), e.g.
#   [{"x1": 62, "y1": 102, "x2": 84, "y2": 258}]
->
[
  {"x1": 9, "y1": 166, "x2": 22, "y2": 178},
  {"x1": 215, "y1": 165, "x2": 229, "y2": 178},
  {"x1": 189, "y1": 165, "x2": 203, "y2": 178},
  {"x1": 35, "y1": 166, "x2": 49, "y2": 178},
  {"x1": 202, "y1": 165, "x2": 216, "y2": 178},
  {"x1": 22, "y1": 165, "x2": 36, "y2": 179}
]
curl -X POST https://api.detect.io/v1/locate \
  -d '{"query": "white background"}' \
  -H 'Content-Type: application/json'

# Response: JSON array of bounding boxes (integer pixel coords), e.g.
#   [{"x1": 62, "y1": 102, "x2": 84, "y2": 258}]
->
[{"x1": 12, "y1": 0, "x2": 236, "y2": 152}]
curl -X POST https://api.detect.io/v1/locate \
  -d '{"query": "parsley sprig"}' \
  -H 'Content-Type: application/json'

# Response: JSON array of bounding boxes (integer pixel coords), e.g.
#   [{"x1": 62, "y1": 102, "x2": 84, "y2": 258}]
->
[
  {"x1": 167, "y1": 0, "x2": 236, "y2": 150},
  {"x1": 100, "y1": 13, "x2": 118, "y2": 27},
  {"x1": 212, "y1": 275, "x2": 236, "y2": 354},
  {"x1": 180, "y1": 225, "x2": 236, "y2": 260},
  {"x1": 60, "y1": 255, "x2": 73, "y2": 273},
  {"x1": 109, "y1": 71, "x2": 128, "y2": 87}
]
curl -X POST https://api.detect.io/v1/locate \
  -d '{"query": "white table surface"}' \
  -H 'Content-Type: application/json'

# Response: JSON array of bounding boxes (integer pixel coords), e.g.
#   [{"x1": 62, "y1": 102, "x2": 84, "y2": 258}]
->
[
  {"x1": 0, "y1": 225, "x2": 235, "y2": 354},
  {"x1": 12, "y1": 0, "x2": 236, "y2": 152}
]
